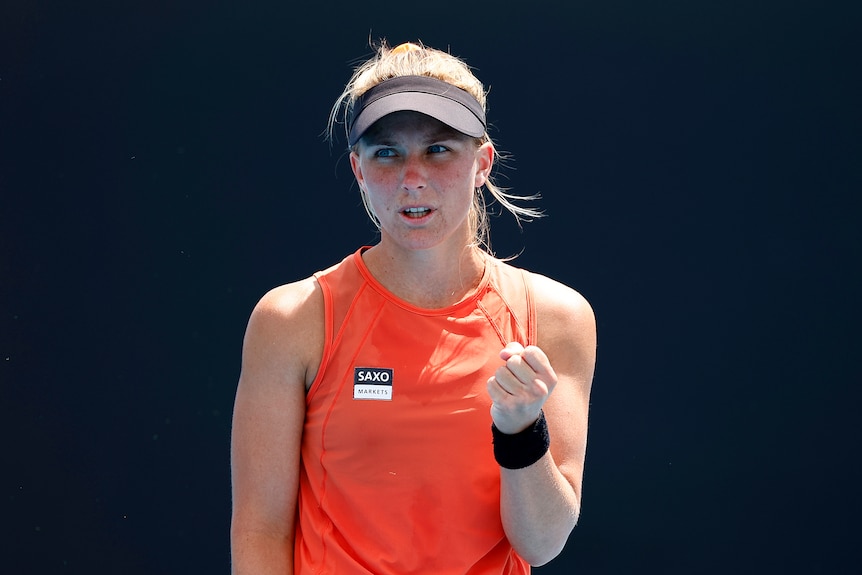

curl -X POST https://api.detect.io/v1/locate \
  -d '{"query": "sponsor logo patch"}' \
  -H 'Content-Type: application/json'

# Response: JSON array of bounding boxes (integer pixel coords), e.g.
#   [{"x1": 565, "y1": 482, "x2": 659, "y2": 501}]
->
[{"x1": 353, "y1": 367, "x2": 393, "y2": 401}]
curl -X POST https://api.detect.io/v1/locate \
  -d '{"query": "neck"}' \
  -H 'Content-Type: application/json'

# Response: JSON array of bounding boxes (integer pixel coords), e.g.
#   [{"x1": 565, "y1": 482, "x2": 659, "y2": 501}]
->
[{"x1": 362, "y1": 242, "x2": 487, "y2": 308}]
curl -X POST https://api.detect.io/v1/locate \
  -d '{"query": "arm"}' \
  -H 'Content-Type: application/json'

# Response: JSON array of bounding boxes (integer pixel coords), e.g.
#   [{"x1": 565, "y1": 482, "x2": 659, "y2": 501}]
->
[
  {"x1": 486, "y1": 273, "x2": 596, "y2": 566},
  {"x1": 230, "y1": 279, "x2": 323, "y2": 575}
]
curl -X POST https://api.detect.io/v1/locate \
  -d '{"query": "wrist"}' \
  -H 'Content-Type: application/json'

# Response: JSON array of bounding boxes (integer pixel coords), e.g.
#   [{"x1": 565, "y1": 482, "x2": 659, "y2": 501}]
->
[{"x1": 491, "y1": 410, "x2": 550, "y2": 469}]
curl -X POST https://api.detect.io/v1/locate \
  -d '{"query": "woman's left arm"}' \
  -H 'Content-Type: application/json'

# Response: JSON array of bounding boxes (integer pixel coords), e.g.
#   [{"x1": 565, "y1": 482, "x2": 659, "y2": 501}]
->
[{"x1": 486, "y1": 273, "x2": 597, "y2": 566}]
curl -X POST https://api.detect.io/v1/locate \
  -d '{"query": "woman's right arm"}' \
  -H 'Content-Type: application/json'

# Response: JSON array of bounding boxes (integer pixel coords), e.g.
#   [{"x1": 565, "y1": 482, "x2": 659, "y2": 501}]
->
[{"x1": 229, "y1": 279, "x2": 323, "y2": 575}]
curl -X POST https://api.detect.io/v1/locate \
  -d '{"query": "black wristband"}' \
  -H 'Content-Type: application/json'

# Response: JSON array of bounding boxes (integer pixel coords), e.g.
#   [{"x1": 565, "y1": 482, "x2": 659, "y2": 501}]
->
[{"x1": 491, "y1": 410, "x2": 550, "y2": 469}]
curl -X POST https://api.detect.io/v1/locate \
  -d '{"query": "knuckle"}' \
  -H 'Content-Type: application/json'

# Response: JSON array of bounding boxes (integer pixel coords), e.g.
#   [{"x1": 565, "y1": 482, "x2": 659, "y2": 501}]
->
[{"x1": 524, "y1": 345, "x2": 543, "y2": 361}]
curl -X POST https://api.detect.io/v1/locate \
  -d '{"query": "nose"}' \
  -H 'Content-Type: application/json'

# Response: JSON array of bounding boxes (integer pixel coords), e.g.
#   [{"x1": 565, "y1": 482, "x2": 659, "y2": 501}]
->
[{"x1": 400, "y1": 155, "x2": 426, "y2": 191}]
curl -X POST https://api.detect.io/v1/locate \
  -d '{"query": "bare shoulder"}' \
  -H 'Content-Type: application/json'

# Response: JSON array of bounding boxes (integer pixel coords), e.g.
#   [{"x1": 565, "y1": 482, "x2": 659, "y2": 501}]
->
[
  {"x1": 242, "y1": 276, "x2": 324, "y2": 389},
  {"x1": 526, "y1": 271, "x2": 596, "y2": 347},
  {"x1": 250, "y1": 277, "x2": 321, "y2": 324}
]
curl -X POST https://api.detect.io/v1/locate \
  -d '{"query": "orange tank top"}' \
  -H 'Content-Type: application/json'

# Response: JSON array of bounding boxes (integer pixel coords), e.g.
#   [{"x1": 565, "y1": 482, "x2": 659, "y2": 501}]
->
[{"x1": 295, "y1": 248, "x2": 536, "y2": 574}]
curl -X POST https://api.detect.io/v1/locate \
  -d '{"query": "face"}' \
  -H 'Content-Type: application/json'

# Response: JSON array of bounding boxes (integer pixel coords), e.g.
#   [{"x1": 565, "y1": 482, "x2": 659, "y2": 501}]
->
[{"x1": 349, "y1": 111, "x2": 493, "y2": 253}]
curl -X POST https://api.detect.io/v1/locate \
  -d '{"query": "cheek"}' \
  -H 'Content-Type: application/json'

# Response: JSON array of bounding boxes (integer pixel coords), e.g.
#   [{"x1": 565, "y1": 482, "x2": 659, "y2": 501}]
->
[
  {"x1": 359, "y1": 167, "x2": 395, "y2": 197},
  {"x1": 449, "y1": 168, "x2": 480, "y2": 205},
  {"x1": 362, "y1": 177, "x2": 400, "y2": 217}
]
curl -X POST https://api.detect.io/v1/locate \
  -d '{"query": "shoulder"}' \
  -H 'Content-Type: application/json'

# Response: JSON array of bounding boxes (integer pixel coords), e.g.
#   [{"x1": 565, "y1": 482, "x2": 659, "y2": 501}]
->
[
  {"x1": 242, "y1": 277, "x2": 324, "y2": 388},
  {"x1": 252, "y1": 276, "x2": 322, "y2": 321},
  {"x1": 489, "y1": 259, "x2": 595, "y2": 342},
  {"x1": 524, "y1": 271, "x2": 596, "y2": 366},
  {"x1": 526, "y1": 272, "x2": 594, "y2": 323},
  {"x1": 246, "y1": 277, "x2": 323, "y2": 342}
]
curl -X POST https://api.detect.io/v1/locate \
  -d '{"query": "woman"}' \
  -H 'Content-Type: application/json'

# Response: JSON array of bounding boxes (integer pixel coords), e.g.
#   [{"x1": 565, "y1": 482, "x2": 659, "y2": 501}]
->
[{"x1": 230, "y1": 41, "x2": 596, "y2": 574}]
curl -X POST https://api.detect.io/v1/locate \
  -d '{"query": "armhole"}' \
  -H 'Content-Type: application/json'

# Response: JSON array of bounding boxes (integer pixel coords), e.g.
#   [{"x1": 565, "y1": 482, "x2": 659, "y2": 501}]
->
[
  {"x1": 306, "y1": 273, "x2": 332, "y2": 401},
  {"x1": 521, "y1": 269, "x2": 537, "y2": 347}
]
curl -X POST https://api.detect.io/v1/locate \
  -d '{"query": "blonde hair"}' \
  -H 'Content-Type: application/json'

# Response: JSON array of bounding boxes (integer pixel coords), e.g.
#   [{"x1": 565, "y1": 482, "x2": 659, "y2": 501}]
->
[{"x1": 328, "y1": 40, "x2": 543, "y2": 254}]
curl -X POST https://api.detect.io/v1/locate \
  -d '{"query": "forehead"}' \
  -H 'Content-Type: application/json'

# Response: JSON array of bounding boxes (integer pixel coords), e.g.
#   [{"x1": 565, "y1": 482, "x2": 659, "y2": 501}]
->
[{"x1": 361, "y1": 111, "x2": 467, "y2": 144}]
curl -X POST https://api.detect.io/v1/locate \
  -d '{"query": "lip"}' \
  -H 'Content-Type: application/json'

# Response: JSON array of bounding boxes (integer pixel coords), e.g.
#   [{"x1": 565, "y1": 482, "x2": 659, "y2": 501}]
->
[{"x1": 399, "y1": 206, "x2": 435, "y2": 223}]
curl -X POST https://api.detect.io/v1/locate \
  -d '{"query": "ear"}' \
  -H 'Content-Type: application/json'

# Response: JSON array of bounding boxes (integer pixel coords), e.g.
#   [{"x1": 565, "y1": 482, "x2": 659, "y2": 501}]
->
[
  {"x1": 349, "y1": 151, "x2": 365, "y2": 191},
  {"x1": 474, "y1": 141, "x2": 494, "y2": 187}
]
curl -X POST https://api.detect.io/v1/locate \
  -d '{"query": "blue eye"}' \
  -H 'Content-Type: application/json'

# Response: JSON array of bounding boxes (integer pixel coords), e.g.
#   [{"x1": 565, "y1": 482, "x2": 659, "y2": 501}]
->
[
  {"x1": 428, "y1": 144, "x2": 448, "y2": 154},
  {"x1": 374, "y1": 148, "x2": 397, "y2": 158}
]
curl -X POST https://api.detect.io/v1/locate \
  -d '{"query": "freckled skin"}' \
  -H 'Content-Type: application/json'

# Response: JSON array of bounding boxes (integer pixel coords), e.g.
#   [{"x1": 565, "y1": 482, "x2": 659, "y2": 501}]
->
[{"x1": 349, "y1": 111, "x2": 492, "y2": 255}]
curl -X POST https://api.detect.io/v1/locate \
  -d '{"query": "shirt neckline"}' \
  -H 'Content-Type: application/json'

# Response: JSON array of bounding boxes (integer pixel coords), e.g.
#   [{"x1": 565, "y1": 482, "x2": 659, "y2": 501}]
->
[{"x1": 352, "y1": 246, "x2": 492, "y2": 315}]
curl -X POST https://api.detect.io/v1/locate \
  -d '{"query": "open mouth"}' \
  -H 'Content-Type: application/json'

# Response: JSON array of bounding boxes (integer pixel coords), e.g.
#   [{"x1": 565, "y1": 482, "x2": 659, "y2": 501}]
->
[{"x1": 402, "y1": 207, "x2": 432, "y2": 218}]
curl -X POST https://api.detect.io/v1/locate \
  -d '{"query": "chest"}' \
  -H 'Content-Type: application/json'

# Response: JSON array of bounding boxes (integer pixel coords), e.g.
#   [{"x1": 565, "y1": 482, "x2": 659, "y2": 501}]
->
[{"x1": 305, "y1": 299, "x2": 514, "y2": 481}]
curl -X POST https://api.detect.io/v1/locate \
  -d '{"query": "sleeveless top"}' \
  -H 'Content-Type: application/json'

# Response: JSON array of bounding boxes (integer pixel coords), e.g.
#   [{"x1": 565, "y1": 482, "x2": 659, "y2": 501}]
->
[{"x1": 295, "y1": 248, "x2": 536, "y2": 574}]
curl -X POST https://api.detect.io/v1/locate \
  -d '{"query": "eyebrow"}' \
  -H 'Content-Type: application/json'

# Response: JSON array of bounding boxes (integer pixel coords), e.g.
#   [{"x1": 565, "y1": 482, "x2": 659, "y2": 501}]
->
[{"x1": 364, "y1": 125, "x2": 463, "y2": 146}]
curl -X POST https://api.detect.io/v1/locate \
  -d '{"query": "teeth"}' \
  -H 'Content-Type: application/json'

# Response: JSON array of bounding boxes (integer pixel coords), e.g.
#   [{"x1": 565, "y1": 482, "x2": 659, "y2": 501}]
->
[{"x1": 403, "y1": 207, "x2": 430, "y2": 217}]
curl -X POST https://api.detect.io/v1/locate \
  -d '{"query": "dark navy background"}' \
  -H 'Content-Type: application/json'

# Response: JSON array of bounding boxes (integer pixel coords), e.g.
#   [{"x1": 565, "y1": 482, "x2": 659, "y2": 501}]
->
[{"x1": 2, "y1": 1, "x2": 860, "y2": 573}]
